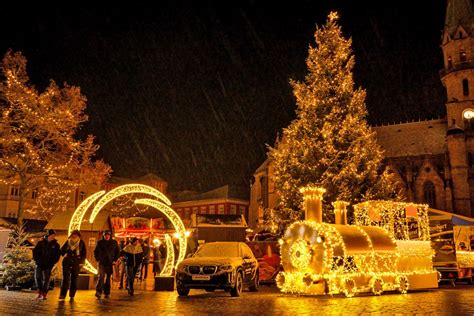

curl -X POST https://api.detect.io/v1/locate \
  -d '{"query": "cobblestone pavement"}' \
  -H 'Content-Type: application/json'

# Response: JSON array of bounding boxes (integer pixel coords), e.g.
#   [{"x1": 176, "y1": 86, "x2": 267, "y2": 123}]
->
[{"x1": 1, "y1": 283, "x2": 474, "y2": 315}]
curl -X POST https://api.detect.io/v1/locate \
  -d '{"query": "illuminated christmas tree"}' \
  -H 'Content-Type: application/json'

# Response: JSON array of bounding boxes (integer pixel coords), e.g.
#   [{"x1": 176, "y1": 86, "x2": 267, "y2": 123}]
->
[
  {"x1": 268, "y1": 12, "x2": 399, "y2": 232},
  {"x1": 0, "y1": 51, "x2": 112, "y2": 224}
]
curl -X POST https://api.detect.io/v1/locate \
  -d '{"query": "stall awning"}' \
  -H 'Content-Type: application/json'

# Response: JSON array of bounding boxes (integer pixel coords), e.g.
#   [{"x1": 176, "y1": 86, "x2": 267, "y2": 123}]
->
[{"x1": 452, "y1": 215, "x2": 474, "y2": 226}]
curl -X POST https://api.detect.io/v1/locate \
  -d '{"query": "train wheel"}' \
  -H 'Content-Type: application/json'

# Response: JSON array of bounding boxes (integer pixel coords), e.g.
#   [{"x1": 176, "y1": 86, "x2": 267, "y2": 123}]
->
[
  {"x1": 396, "y1": 275, "x2": 409, "y2": 294},
  {"x1": 370, "y1": 277, "x2": 384, "y2": 295},
  {"x1": 342, "y1": 278, "x2": 356, "y2": 298}
]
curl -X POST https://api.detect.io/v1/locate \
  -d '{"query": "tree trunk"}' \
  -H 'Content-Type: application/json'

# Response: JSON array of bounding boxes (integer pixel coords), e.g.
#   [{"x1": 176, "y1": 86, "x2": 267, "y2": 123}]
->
[{"x1": 17, "y1": 176, "x2": 26, "y2": 227}]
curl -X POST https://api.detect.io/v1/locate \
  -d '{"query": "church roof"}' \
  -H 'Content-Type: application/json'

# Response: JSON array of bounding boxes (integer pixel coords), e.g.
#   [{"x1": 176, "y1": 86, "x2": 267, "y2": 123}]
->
[
  {"x1": 373, "y1": 119, "x2": 447, "y2": 158},
  {"x1": 445, "y1": 0, "x2": 474, "y2": 36}
]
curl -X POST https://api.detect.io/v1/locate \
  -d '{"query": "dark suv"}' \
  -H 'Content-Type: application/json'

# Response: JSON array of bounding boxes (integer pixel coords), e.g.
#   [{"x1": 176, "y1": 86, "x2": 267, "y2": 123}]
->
[{"x1": 176, "y1": 242, "x2": 259, "y2": 297}]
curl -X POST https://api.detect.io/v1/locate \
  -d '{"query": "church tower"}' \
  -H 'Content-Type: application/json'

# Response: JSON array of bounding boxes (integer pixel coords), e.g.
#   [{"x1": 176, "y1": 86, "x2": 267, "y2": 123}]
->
[
  {"x1": 440, "y1": 0, "x2": 474, "y2": 127},
  {"x1": 441, "y1": 0, "x2": 474, "y2": 216}
]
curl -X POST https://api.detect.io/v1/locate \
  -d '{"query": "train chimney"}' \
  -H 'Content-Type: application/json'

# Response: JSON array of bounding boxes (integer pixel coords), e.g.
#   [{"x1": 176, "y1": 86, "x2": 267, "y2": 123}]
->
[
  {"x1": 332, "y1": 201, "x2": 349, "y2": 225},
  {"x1": 299, "y1": 186, "x2": 326, "y2": 223}
]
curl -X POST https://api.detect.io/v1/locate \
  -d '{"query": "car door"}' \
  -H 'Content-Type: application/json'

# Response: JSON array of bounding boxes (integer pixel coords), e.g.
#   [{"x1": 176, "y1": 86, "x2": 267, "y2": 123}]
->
[{"x1": 241, "y1": 243, "x2": 257, "y2": 284}]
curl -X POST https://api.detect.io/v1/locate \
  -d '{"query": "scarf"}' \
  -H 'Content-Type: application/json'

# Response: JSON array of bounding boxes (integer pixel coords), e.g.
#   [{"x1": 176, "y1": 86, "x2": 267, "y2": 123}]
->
[{"x1": 68, "y1": 237, "x2": 80, "y2": 256}]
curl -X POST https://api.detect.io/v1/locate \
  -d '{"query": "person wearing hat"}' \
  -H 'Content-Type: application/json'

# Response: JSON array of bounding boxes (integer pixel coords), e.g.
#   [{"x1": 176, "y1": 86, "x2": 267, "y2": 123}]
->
[
  {"x1": 94, "y1": 230, "x2": 119, "y2": 299},
  {"x1": 120, "y1": 237, "x2": 143, "y2": 296},
  {"x1": 32, "y1": 229, "x2": 61, "y2": 300},
  {"x1": 59, "y1": 230, "x2": 86, "y2": 300}
]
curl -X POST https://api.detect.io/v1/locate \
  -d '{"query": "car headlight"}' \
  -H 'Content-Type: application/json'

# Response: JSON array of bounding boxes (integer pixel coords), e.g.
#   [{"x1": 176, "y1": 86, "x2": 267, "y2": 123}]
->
[
  {"x1": 176, "y1": 265, "x2": 187, "y2": 273},
  {"x1": 219, "y1": 265, "x2": 234, "y2": 272}
]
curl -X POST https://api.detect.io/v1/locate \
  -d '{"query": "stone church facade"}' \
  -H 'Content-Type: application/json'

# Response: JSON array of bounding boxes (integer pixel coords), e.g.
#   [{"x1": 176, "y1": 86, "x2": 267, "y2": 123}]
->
[{"x1": 248, "y1": 0, "x2": 474, "y2": 228}]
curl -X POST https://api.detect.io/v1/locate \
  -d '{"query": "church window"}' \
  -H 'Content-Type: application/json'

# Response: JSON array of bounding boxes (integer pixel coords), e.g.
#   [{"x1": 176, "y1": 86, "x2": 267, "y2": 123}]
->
[
  {"x1": 460, "y1": 51, "x2": 467, "y2": 62},
  {"x1": 469, "y1": 152, "x2": 473, "y2": 167},
  {"x1": 448, "y1": 56, "x2": 452, "y2": 68},
  {"x1": 463, "y1": 79, "x2": 469, "y2": 96},
  {"x1": 423, "y1": 181, "x2": 436, "y2": 208},
  {"x1": 10, "y1": 186, "x2": 19, "y2": 196},
  {"x1": 459, "y1": 31, "x2": 463, "y2": 39}
]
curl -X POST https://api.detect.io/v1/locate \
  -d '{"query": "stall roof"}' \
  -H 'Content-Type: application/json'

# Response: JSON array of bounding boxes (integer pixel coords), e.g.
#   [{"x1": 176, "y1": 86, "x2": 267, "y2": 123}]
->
[
  {"x1": 45, "y1": 209, "x2": 111, "y2": 232},
  {"x1": 428, "y1": 208, "x2": 474, "y2": 226},
  {"x1": 0, "y1": 217, "x2": 47, "y2": 233}
]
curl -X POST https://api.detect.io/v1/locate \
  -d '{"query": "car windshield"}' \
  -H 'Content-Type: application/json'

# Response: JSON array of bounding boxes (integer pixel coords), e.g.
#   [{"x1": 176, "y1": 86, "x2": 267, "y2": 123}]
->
[{"x1": 194, "y1": 243, "x2": 240, "y2": 258}]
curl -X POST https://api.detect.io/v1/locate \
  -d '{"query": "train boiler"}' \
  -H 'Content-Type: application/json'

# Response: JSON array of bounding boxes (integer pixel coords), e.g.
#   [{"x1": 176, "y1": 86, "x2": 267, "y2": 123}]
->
[{"x1": 276, "y1": 187, "x2": 439, "y2": 297}]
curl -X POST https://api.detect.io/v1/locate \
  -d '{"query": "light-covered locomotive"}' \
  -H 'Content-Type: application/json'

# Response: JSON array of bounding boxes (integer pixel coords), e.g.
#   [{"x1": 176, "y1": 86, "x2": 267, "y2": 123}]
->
[{"x1": 277, "y1": 186, "x2": 439, "y2": 297}]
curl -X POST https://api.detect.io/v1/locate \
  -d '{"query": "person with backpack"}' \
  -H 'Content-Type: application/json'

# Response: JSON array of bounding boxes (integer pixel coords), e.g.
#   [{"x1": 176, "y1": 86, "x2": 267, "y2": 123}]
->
[
  {"x1": 32, "y1": 229, "x2": 61, "y2": 300},
  {"x1": 94, "y1": 230, "x2": 119, "y2": 299},
  {"x1": 59, "y1": 230, "x2": 86, "y2": 300}
]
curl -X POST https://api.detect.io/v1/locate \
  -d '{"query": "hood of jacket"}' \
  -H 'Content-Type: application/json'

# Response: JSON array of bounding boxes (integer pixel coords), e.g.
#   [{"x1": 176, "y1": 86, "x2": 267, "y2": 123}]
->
[{"x1": 123, "y1": 244, "x2": 143, "y2": 254}]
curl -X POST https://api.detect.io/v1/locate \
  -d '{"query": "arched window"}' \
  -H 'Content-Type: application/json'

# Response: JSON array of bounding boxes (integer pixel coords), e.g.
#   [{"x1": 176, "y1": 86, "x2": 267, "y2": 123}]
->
[
  {"x1": 423, "y1": 181, "x2": 436, "y2": 208},
  {"x1": 448, "y1": 56, "x2": 453, "y2": 68},
  {"x1": 460, "y1": 51, "x2": 467, "y2": 62},
  {"x1": 463, "y1": 79, "x2": 470, "y2": 96}
]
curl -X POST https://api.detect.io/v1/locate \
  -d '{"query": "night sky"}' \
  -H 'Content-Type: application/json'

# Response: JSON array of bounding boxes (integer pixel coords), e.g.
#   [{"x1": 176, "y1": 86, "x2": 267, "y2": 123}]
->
[{"x1": 0, "y1": 1, "x2": 447, "y2": 194}]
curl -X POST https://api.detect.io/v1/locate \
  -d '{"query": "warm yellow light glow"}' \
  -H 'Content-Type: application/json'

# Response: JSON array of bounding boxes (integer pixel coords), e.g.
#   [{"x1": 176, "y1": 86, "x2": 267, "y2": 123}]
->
[
  {"x1": 354, "y1": 201, "x2": 431, "y2": 241},
  {"x1": 69, "y1": 191, "x2": 105, "y2": 235},
  {"x1": 277, "y1": 197, "x2": 438, "y2": 296},
  {"x1": 463, "y1": 109, "x2": 474, "y2": 120},
  {"x1": 134, "y1": 198, "x2": 187, "y2": 270},
  {"x1": 89, "y1": 184, "x2": 171, "y2": 224},
  {"x1": 160, "y1": 234, "x2": 175, "y2": 276},
  {"x1": 185, "y1": 231, "x2": 191, "y2": 237},
  {"x1": 68, "y1": 191, "x2": 106, "y2": 275},
  {"x1": 153, "y1": 238, "x2": 161, "y2": 246},
  {"x1": 68, "y1": 184, "x2": 180, "y2": 275}
]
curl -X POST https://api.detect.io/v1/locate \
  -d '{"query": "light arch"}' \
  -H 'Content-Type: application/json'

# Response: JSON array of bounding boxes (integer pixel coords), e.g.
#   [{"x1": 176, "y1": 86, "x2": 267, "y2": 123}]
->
[{"x1": 68, "y1": 184, "x2": 185, "y2": 276}]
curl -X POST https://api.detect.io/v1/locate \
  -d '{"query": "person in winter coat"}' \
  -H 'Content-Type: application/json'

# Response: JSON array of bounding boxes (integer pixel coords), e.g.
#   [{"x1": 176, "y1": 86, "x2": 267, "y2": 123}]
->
[
  {"x1": 139, "y1": 240, "x2": 150, "y2": 281},
  {"x1": 118, "y1": 240, "x2": 127, "y2": 290},
  {"x1": 59, "y1": 230, "x2": 86, "y2": 300},
  {"x1": 32, "y1": 229, "x2": 61, "y2": 300},
  {"x1": 94, "y1": 230, "x2": 119, "y2": 299},
  {"x1": 152, "y1": 245, "x2": 162, "y2": 277},
  {"x1": 120, "y1": 237, "x2": 143, "y2": 296}
]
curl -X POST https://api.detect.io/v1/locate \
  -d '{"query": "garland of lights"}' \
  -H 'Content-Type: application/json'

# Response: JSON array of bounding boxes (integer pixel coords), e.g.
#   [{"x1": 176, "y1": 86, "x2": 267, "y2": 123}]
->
[
  {"x1": 353, "y1": 201, "x2": 431, "y2": 241},
  {"x1": 134, "y1": 198, "x2": 187, "y2": 274},
  {"x1": 68, "y1": 184, "x2": 186, "y2": 275},
  {"x1": 89, "y1": 184, "x2": 172, "y2": 223},
  {"x1": 160, "y1": 234, "x2": 175, "y2": 276},
  {"x1": 277, "y1": 186, "x2": 438, "y2": 297}
]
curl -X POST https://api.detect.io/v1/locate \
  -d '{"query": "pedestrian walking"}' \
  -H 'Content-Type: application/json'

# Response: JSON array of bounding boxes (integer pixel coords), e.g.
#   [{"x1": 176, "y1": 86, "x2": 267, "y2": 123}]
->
[
  {"x1": 59, "y1": 230, "x2": 86, "y2": 300},
  {"x1": 32, "y1": 229, "x2": 61, "y2": 300},
  {"x1": 94, "y1": 230, "x2": 119, "y2": 299},
  {"x1": 118, "y1": 240, "x2": 128, "y2": 290},
  {"x1": 140, "y1": 240, "x2": 150, "y2": 281},
  {"x1": 152, "y1": 245, "x2": 162, "y2": 277},
  {"x1": 120, "y1": 237, "x2": 143, "y2": 296}
]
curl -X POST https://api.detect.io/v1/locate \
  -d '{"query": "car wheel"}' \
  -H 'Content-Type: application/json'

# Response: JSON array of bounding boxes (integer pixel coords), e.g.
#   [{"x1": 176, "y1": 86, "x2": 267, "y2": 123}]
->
[
  {"x1": 177, "y1": 286, "x2": 190, "y2": 297},
  {"x1": 230, "y1": 272, "x2": 243, "y2": 297},
  {"x1": 249, "y1": 269, "x2": 259, "y2": 292}
]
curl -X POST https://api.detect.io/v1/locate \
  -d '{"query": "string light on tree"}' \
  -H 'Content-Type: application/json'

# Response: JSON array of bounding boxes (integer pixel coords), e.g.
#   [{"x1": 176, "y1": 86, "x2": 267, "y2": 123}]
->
[{"x1": 266, "y1": 11, "x2": 400, "y2": 234}]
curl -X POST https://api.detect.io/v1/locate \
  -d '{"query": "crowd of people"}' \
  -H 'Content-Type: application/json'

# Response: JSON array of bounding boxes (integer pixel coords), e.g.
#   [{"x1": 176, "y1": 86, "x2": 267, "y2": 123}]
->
[{"x1": 32, "y1": 229, "x2": 174, "y2": 300}]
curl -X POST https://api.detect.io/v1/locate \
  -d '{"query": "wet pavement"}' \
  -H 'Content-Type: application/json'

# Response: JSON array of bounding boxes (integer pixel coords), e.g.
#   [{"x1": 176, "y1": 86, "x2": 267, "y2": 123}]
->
[{"x1": 1, "y1": 282, "x2": 474, "y2": 315}]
